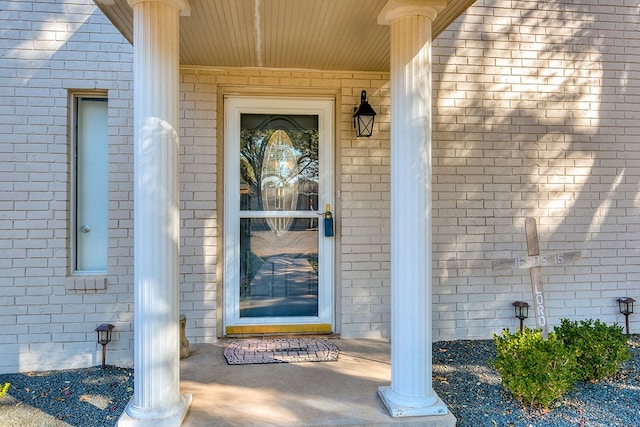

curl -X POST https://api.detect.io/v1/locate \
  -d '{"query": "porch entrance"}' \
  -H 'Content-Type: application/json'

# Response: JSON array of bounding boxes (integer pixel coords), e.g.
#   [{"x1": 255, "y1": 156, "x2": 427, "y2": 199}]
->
[{"x1": 223, "y1": 96, "x2": 335, "y2": 335}]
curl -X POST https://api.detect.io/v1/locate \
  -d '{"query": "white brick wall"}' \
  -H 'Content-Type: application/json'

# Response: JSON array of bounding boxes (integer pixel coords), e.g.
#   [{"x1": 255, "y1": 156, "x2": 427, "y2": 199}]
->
[
  {"x1": 178, "y1": 69, "x2": 219, "y2": 343},
  {"x1": 338, "y1": 79, "x2": 391, "y2": 338},
  {"x1": 1, "y1": 0, "x2": 639, "y2": 373},
  {"x1": 432, "y1": 0, "x2": 640, "y2": 339},
  {"x1": 0, "y1": 0, "x2": 134, "y2": 373}
]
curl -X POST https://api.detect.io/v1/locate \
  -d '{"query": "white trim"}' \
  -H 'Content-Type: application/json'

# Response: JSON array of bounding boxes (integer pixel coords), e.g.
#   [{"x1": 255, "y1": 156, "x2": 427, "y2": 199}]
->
[
  {"x1": 223, "y1": 96, "x2": 335, "y2": 331},
  {"x1": 238, "y1": 211, "x2": 320, "y2": 218},
  {"x1": 70, "y1": 93, "x2": 109, "y2": 275}
]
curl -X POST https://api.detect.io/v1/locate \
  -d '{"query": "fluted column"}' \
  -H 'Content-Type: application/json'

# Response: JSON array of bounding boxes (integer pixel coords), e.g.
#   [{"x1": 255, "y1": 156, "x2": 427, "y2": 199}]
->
[
  {"x1": 377, "y1": 1, "x2": 452, "y2": 420},
  {"x1": 119, "y1": 0, "x2": 191, "y2": 425}
]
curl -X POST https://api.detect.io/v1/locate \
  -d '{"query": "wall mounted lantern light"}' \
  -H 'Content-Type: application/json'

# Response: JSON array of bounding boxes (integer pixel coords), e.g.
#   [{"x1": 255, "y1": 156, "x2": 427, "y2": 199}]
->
[
  {"x1": 617, "y1": 297, "x2": 635, "y2": 337},
  {"x1": 353, "y1": 90, "x2": 376, "y2": 137},
  {"x1": 512, "y1": 301, "x2": 529, "y2": 332},
  {"x1": 95, "y1": 323, "x2": 114, "y2": 369}
]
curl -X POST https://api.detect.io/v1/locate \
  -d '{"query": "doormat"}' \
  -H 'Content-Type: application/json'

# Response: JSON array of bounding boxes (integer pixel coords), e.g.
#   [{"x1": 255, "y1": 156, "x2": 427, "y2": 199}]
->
[{"x1": 223, "y1": 338, "x2": 339, "y2": 365}]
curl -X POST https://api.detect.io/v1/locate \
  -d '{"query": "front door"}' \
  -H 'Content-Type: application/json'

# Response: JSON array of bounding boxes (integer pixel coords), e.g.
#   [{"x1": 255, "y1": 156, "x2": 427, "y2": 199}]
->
[{"x1": 223, "y1": 96, "x2": 334, "y2": 334}]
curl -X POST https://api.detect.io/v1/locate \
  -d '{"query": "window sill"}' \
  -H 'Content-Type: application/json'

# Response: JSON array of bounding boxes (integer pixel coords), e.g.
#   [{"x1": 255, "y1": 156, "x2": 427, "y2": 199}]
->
[{"x1": 67, "y1": 274, "x2": 108, "y2": 292}]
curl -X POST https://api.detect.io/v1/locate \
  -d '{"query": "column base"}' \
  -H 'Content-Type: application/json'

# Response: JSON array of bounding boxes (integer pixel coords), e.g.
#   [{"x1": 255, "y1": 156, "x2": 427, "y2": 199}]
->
[
  {"x1": 117, "y1": 393, "x2": 192, "y2": 427},
  {"x1": 378, "y1": 386, "x2": 455, "y2": 423}
]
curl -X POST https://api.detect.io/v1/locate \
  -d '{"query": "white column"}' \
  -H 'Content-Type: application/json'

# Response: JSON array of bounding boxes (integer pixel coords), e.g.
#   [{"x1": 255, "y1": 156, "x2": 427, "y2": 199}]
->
[
  {"x1": 119, "y1": 0, "x2": 191, "y2": 426},
  {"x1": 377, "y1": 1, "x2": 452, "y2": 419}
]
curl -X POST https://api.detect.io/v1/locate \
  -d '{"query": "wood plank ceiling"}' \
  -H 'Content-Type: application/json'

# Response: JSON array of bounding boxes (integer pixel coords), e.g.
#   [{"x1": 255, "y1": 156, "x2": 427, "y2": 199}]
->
[{"x1": 95, "y1": 0, "x2": 475, "y2": 72}]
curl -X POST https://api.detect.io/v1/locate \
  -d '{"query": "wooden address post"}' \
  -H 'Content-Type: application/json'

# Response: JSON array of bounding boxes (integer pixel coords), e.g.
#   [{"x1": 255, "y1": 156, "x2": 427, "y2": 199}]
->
[{"x1": 493, "y1": 217, "x2": 580, "y2": 338}]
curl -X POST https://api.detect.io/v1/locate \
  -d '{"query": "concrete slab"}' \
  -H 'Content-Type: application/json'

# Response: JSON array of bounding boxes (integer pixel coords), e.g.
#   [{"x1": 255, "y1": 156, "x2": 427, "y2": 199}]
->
[
  {"x1": 179, "y1": 338, "x2": 456, "y2": 427},
  {"x1": 0, "y1": 395, "x2": 72, "y2": 427}
]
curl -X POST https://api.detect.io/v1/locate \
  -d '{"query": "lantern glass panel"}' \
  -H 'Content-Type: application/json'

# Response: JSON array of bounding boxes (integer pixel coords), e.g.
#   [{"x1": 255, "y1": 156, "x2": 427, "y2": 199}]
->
[
  {"x1": 354, "y1": 115, "x2": 375, "y2": 137},
  {"x1": 512, "y1": 301, "x2": 529, "y2": 320},
  {"x1": 95, "y1": 324, "x2": 113, "y2": 345},
  {"x1": 618, "y1": 298, "x2": 635, "y2": 315}
]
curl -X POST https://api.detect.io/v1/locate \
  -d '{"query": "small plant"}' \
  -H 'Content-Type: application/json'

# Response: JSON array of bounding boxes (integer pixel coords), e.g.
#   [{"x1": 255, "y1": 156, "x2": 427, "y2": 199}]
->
[
  {"x1": 492, "y1": 328, "x2": 578, "y2": 409},
  {"x1": 554, "y1": 318, "x2": 631, "y2": 381},
  {"x1": 0, "y1": 382, "x2": 9, "y2": 398}
]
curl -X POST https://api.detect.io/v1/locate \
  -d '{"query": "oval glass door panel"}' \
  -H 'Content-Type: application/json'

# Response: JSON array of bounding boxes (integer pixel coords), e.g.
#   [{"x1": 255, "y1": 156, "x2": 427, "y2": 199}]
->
[{"x1": 261, "y1": 130, "x2": 299, "y2": 235}]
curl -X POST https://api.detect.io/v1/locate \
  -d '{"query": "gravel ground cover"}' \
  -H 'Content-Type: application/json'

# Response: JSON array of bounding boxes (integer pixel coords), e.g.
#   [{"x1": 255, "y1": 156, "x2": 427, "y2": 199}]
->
[
  {"x1": 0, "y1": 366, "x2": 133, "y2": 427},
  {"x1": 0, "y1": 336, "x2": 637, "y2": 427},
  {"x1": 432, "y1": 335, "x2": 640, "y2": 427}
]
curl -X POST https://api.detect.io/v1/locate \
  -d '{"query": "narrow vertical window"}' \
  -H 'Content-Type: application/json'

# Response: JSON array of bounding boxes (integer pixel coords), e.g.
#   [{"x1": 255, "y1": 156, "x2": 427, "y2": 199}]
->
[{"x1": 73, "y1": 96, "x2": 108, "y2": 273}]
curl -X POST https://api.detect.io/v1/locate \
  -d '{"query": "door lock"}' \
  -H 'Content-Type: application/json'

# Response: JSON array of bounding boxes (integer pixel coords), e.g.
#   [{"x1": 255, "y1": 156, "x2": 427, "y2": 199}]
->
[{"x1": 323, "y1": 204, "x2": 334, "y2": 237}]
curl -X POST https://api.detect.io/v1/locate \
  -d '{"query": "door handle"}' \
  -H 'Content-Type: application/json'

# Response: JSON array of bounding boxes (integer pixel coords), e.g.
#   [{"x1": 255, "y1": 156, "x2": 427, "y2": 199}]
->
[
  {"x1": 80, "y1": 224, "x2": 91, "y2": 233},
  {"x1": 323, "y1": 204, "x2": 334, "y2": 237}
]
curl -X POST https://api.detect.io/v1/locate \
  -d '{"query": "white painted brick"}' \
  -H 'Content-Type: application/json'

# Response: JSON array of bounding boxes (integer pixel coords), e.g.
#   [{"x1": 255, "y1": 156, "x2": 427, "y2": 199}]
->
[
  {"x1": 2, "y1": 0, "x2": 640, "y2": 372},
  {"x1": 430, "y1": 0, "x2": 640, "y2": 338}
]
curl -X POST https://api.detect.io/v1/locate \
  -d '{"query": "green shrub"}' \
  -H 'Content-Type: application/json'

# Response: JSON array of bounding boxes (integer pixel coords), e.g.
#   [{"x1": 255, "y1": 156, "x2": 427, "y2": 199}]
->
[
  {"x1": 554, "y1": 318, "x2": 631, "y2": 381},
  {"x1": 0, "y1": 382, "x2": 9, "y2": 398},
  {"x1": 492, "y1": 328, "x2": 578, "y2": 409}
]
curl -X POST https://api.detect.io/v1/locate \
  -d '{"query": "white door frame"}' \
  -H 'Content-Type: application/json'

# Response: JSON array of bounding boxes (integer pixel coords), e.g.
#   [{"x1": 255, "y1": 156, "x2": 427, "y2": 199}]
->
[{"x1": 223, "y1": 96, "x2": 335, "y2": 334}]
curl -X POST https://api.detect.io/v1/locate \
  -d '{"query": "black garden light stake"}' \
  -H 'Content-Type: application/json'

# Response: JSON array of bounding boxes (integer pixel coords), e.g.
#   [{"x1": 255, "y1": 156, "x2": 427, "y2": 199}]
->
[
  {"x1": 95, "y1": 323, "x2": 114, "y2": 369},
  {"x1": 512, "y1": 301, "x2": 529, "y2": 332},
  {"x1": 617, "y1": 297, "x2": 635, "y2": 337}
]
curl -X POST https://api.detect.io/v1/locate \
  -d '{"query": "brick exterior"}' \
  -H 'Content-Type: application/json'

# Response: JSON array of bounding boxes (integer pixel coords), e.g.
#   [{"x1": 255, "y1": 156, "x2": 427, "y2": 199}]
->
[
  {"x1": 0, "y1": 0, "x2": 639, "y2": 373},
  {"x1": 431, "y1": 0, "x2": 640, "y2": 340},
  {"x1": 0, "y1": 0, "x2": 134, "y2": 373}
]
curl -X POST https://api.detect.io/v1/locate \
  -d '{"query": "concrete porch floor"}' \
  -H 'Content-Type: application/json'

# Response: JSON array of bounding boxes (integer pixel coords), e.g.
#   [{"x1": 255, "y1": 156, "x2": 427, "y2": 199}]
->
[{"x1": 179, "y1": 338, "x2": 456, "y2": 427}]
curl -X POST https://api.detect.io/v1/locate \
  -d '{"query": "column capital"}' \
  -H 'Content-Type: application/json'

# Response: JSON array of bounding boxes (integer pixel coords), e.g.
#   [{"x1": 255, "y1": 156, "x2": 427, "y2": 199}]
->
[
  {"x1": 377, "y1": 0, "x2": 447, "y2": 25},
  {"x1": 128, "y1": 0, "x2": 191, "y2": 16}
]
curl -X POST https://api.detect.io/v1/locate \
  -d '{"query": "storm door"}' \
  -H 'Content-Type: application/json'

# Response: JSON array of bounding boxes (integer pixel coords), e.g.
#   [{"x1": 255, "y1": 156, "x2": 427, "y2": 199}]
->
[{"x1": 223, "y1": 97, "x2": 334, "y2": 334}]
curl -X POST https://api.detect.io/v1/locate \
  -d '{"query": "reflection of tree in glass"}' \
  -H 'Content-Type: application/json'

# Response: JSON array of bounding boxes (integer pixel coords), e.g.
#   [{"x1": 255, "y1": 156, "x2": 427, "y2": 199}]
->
[{"x1": 240, "y1": 128, "x2": 318, "y2": 210}]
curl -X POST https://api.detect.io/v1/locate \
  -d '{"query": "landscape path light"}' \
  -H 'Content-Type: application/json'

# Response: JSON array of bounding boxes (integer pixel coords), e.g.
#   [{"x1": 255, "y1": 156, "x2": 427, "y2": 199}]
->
[
  {"x1": 95, "y1": 323, "x2": 114, "y2": 369},
  {"x1": 617, "y1": 297, "x2": 635, "y2": 337},
  {"x1": 512, "y1": 301, "x2": 529, "y2": 332}
]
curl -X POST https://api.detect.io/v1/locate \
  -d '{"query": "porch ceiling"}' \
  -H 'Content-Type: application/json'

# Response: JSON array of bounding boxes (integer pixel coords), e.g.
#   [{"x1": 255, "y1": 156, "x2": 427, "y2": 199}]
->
[{"x1": 94, "y1": 0, "x2": 474, "y2": 72}]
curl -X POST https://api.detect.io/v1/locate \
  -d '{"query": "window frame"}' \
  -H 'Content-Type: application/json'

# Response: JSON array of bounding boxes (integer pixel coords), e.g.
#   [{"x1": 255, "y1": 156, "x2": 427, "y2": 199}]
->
[{"x1": 70, "y1": 91, "x2": 109, "y2": 276}]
